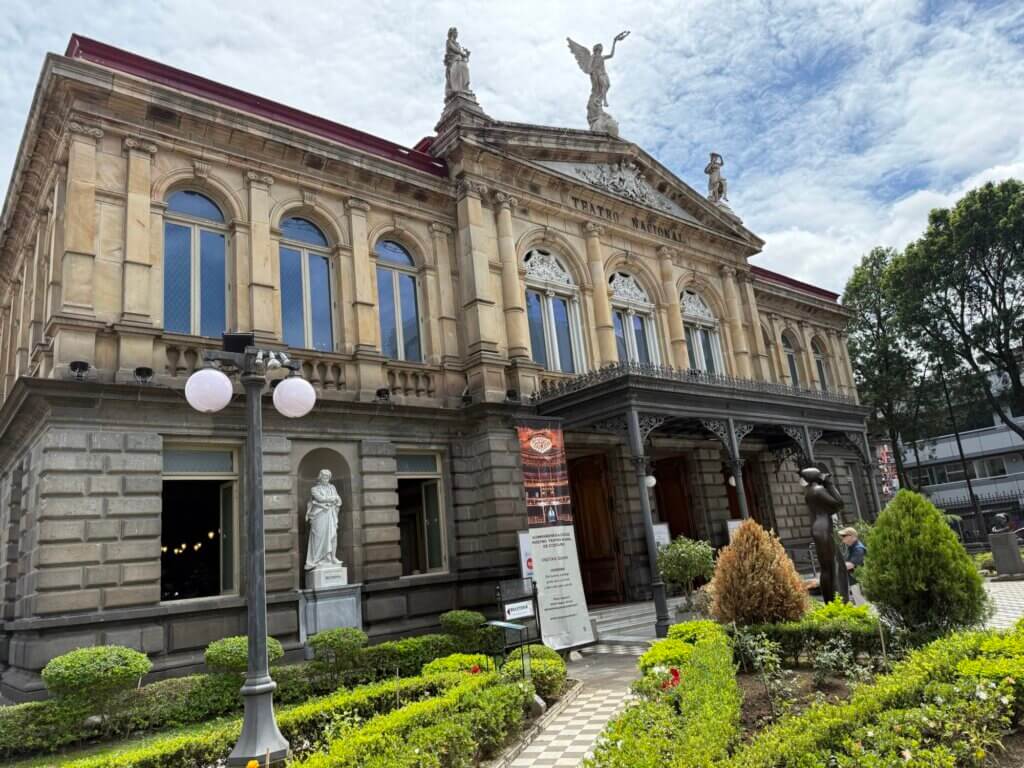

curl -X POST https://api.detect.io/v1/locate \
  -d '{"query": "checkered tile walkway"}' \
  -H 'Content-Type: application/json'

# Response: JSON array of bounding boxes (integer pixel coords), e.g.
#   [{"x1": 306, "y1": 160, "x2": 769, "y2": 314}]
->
[
  {"x1": 987, "y1": 580, "x2": 1024, "y2": 629},
  {"x1": 507, "y1": 645, "x2": 644, "y2": 768}
]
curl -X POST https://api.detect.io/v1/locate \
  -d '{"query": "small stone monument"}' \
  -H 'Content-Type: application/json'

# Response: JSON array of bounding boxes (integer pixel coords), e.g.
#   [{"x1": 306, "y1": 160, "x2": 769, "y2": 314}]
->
[
  {"x1": 989, "y1": 527, "x2": 1024, "y2": 579},
  {"x1": 305, "y1": 469, "x2": 347, "y2": 589}
]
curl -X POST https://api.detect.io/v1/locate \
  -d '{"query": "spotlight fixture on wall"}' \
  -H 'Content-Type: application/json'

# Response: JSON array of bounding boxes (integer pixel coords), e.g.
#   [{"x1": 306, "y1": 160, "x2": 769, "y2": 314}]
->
[
  {"x1": 133, "y1": 366, "x2": 154, "y2": 384},
  {"x1": 375, "y1": 388, "x2": 390, "y2": 402},
  {"x1": 69, "y1": 360, "x2": 91, "y2": 380}
]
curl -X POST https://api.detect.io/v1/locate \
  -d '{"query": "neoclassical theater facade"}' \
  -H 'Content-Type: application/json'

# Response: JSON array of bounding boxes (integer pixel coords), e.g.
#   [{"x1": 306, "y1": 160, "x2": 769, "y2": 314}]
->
[{"x1": 0, "y1": 35, "x2": 876, "y2": 698}]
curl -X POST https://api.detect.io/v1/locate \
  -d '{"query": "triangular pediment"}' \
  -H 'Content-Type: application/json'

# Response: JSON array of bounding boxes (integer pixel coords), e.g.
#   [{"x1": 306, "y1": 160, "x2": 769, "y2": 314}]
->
[{"x1": 442, "y1": 119, "x2": 763, "y2": 250}]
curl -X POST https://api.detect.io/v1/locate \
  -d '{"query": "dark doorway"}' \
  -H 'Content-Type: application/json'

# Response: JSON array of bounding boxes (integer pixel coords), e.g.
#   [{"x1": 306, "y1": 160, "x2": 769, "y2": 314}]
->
[
  {"x1": 568, "y1": 453, "x2": 624, "y2": 605},
  {"x1": 161, "y1": 479, "x2": 233, "y2": 601},
  {"x1": 654, "y1": 455, "x2": 696, "y2": 539},
  {"x1": 724, "y1": 458, "x2": 771, "y2": 528},
  {"x1": 398, "y1": 478, "x2": 443, "y2": 576}
]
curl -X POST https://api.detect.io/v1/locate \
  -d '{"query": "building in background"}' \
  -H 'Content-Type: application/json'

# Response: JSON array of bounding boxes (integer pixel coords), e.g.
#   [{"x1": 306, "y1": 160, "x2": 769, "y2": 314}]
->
[{"x1": 0, "y1": 35, "x2": 873, "y2": 699}]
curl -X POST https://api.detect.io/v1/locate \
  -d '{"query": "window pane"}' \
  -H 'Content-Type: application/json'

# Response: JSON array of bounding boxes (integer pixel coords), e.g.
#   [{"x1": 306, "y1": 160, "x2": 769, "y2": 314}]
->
[
  {"x1": 220, "y1": 483, "x2": 234, "y2": 593},
  {"x1": 685, "y1": 327, "x2": 698, "y2": 369},
  {"x1": 816, "y1": 359, "x2": 829, "y2": 390},
  {"x1": 422, "y1": 480, "x2": 443, "y2": 571},
  {"x1": 309, "y1": 254, "x2": 333, "y2": 352},
  {"x1": 787, "y1": 352, "x2": 800, "y2": 386},
  {"x1": 167, "y1": 190, "x2": 224, "y2": 222},
  {"x1": 376, "y1": 240, "x2": 414, "y2": 266},
  {"x1": 399, "y1": 273, "x2": 421, "y2": 362},
  {"x1": 279, "y1": 246, "x2": 304, "y2": 348},
  {"x1": 163, "y1": 222, "x2": 191, "y2": 333},
  {"x1": 281, "y1": 217, "x2": 328, "y2": 247},
  {"x1": 526, "y1": 291, "x2": 548, "y2": 368},
  {"x1": 613, "y1": 311, "x2": 628, "y2": 362},
  {"x1": 397, "y1": 454, "x2": 438, "y2": 474},
  {"x1": 163, "y1": 449, "x2": 234, "y2": 473},
  {"x1": 701, "y1": 329, "x2": 717, "y2": 374},
  {"x1": 552, "y1": 297, "x2": 575, "y2": 373},
  {"x1": 377, "y1": 267, "x2": 398, "y2": 359},
  {"x1": 199, "y1": 230, "x2": 226, "y2": 338},
  {"x1": 633, "y1": 315, "x2": 651, "y2": 365}
]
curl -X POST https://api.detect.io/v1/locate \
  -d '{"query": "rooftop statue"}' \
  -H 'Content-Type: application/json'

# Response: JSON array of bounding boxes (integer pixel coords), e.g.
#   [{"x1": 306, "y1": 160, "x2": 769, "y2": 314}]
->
[
  {"x1": 567, "y1": 31, "x2": 630, "y2": 136},
  {"x1": 705, "y1": 152, "x2": 728, "y2": 203},
  {"x1": 444, "y1": 27, "x2": 473, "y2": 99}
]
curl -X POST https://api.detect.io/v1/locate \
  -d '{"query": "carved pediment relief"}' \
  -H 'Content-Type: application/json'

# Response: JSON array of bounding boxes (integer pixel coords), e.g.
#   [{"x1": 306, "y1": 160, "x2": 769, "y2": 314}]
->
[{"x1": 537, "y1": 159, "x2": 699, "y2": 225}]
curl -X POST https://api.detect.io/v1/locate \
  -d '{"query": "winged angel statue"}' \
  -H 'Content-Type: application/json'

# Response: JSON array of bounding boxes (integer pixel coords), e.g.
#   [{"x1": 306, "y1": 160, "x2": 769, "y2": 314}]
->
[{"x1": 567, "y1": 31, "x2": 630, "y2": 136}]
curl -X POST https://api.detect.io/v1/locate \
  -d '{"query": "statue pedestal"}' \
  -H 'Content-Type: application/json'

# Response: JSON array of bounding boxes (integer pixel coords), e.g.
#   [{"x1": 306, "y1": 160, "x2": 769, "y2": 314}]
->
[
  {"x1": 298, "y1": 583, "x2": 363, "y2": 654},
  {"x1": 989, "y1": 532, "x2": 1024, "y2": 579},
  {"x1": 308, "y1": 565, "x2": 348, "y2": 590}
]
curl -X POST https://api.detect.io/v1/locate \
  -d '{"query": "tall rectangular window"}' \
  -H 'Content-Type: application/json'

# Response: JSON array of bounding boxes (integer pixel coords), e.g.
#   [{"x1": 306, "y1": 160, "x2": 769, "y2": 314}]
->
[
  {"x1": 633, "y1": 315, "x2": 651, "y2": 365},
  {"x1": 700, "y1": 329, "x2": 718, "y2": 374},
  {"x1": 397, "y1": 453, "x2": 446, "y2": 576},
  {"x1": 309, "y1": 255, "x2": 333, "y2": 352},
  {"x1": 399, "y1": 273, "x2": 421, "y2": 362},
  {"x1": 280, "y1": 247, "x2": 305, "y2": 348},
  {"x1": 613, "y1": 311, "x2": 628, "y2": 362},
  {"x1": 163, "y1": 223, "x2": 192, "y2": 334},
  {"x1": 199, "y1": 231, "x2": 226, "y2": 338},
  {"x1": 552, "y1": 297, "x2": 575, "y2": 373},
  {"x1": 685, "y1": 327, "x2": 698, "y2": 369},
  {"x1": 526, "y1": 290, "x2": 548, "y2": 368},
  {"x1": 377, "y1": 266, "x2": 398, "y2": 359}
]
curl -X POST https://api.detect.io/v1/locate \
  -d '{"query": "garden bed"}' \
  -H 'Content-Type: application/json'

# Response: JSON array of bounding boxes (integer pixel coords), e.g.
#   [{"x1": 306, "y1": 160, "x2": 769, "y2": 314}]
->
[{"x1": 736, "y1": 669, "x2": 851, "y2": 734}]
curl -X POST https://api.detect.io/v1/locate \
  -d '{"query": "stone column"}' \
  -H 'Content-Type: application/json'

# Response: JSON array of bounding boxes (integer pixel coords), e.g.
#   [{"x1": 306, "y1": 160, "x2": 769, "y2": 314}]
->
[
  {"x1": 720, "y1": 266, "x2": 752, "y2": 378},
  {"x1": 28, "y1": 209, "x2": 50, "y2": 354},
  {"x1": 422, "y1": 264, "x2": 443, "y2": 365},
  {"x1": 658, "y1": 247, "x2": 688, "y2": 368},
  {"x1": 585, "y1": 223, "x2": 617, "y2": 364},
  {"x1": 840, "y1": 332, "x2": 859, "y2": 403},
  {"x1": 430, "y1": 223, "x2": 459, "y2": 362},
  {"x1": 800, "y1": 321, "x2": 821, "y2": 389},
  {"x1": 826, "y1": 329, "x2": 849, "y2": 393},
  {"x1": 59, "y1": 121, "x2": 102, "y2": 317},
  {"x1": 14, "y1": 257, "x2": 31, "y2": 378},
  {"x1": 45, "y1": 174, "x2": 66, "y2": 321},
  {"x1": 2, "y1": 290, "x2": 18, "y2": 394},
  {"x1": 346, "y1": 198, "x2": 379, "y2": 352},
  {"x1": 743, "y1": 276, "x2": 769, "y2": 380},
  {"x1": 245, "y1": 171, "x2": 276, "y2": 342},
  {"x1": 769, "y1": 313, "x2": 790, "y2": 385},
  {"x1": 493, "y1": 192, "x2": 528, "y2": 360}
]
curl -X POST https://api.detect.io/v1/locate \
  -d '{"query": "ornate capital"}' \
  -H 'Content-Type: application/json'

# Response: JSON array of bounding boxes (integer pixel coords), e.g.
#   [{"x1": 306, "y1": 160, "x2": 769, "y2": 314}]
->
[
  {"x1": 492, "y1": 191, "x2": 518, "y2": 210},
  {"x1": 719, "y1": 264, "x2": 737, "y2": 279},
  {"x1": 123, "y1": 137, "x2": 157, "y2": 155},
  {"x1": 584, "y1": 221, "x2": 604, "y2": 238},
  {"x1": 429, "y1": 222, "x2": 453, "y2": 237},
  {"x1": 346, "y1": 197, "x2": 371, "y2": 214},
  {"x1": 246, "y1": 170, "x2": 275, "y2": 187},
  {"x1": 656, "y1": 246, "x2": 676, "y2": 261},
  {"x1": 67, "y1": 121, "x2": 103, "y2": 140},
  {"x1": 455, "y1": 177, "x2": 487, "y2": 200}
]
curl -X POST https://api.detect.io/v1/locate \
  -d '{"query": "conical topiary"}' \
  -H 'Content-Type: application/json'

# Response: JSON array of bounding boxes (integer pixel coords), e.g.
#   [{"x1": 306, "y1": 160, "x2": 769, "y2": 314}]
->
[
  {"x1": 709, "y1": 519, "x2": 809, "y2": 625},
  {"x1": 858, "y1": 489, "x2": 989, "y2": 633}
]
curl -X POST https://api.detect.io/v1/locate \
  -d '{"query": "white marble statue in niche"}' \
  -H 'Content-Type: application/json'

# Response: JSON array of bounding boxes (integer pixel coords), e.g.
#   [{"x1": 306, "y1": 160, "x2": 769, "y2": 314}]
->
[{"x1": 305, "y1": 469, "x2": 343, "y2": 571}]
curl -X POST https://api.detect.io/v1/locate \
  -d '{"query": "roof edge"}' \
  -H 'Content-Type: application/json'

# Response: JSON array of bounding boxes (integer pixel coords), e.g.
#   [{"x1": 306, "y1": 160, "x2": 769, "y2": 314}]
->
[{"x1": 751, "y1": 265, "x2": 840, "y2": 302}]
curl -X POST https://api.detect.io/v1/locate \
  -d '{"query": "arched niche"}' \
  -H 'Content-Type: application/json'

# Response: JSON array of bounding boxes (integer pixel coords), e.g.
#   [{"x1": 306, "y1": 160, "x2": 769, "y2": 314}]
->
[{"x1": 296, "y1": 448, "x2": 352, "y2": 590}]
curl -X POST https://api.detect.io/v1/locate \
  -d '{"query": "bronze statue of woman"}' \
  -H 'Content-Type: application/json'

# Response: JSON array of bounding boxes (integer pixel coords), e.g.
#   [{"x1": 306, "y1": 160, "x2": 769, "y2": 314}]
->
[{"x1": 801, "y1": 466, "x2": 849, "y2": 603}]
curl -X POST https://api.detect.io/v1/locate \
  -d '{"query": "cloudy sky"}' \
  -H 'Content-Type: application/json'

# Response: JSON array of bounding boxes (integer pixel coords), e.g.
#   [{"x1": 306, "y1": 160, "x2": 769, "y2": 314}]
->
[{"x1": 2, "y1": 0, "x2": 1023, "y2": 293}]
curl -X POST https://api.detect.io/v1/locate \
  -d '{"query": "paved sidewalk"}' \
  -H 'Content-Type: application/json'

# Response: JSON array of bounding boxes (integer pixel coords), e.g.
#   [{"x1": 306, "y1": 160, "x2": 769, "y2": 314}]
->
[
  {"x1": 507, "y1": 646, "x2": 643, "y2": 768},
  {"x1": 987, "y1": 580, "x2": 1024, "y2": 629}
]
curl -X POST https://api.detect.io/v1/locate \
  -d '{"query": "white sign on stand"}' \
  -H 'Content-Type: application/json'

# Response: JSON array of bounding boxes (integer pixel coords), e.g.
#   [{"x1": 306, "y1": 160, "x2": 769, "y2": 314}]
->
[
  {"x1": 529, "y1": 525, "x2": 594, "y2": 651},
  {"x1": 517, "y1": 531, "x2": 534, "y2": 579},
  {"x1": 653, "y1": 523, "x2": 671, "y2": 549}
]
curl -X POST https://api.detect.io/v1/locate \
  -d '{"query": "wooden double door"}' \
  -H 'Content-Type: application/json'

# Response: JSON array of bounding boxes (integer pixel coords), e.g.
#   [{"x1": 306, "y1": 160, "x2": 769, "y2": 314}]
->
[{"x1": 568, "y1": 453, "x2": 625, "y2": 605}]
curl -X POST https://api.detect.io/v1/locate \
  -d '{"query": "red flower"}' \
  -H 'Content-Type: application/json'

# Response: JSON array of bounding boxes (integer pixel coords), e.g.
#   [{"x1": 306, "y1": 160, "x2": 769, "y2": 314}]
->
[
  {"x1": 470, "y1": 664, "x2": 481, "y2": 674},
  {"x1": 661, "y1": 668, "x2": 681, "y2": 689}
]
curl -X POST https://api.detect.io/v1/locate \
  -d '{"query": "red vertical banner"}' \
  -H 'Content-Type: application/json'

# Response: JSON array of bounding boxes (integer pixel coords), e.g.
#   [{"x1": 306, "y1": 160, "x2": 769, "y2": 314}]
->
[{"x1": 517, "y1": 425, "x2": 573, "y2": 527}]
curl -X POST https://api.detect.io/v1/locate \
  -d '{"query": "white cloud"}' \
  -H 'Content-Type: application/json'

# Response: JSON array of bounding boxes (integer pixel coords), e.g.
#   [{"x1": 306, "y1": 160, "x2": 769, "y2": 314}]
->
[{"x1": 1, "y1": 0, "x2": 1022, "y2": 295}]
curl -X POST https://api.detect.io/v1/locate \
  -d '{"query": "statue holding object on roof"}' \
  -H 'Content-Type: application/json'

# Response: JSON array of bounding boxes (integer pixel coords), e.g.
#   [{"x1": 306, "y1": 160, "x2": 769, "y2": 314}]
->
[
  {"x1": 567, "y1": 31, "x2": 630, "y2": 136},
  {"x1": 444, "y1": 27, "x2": 473, "y2": 99},
  {"x1": 705, "y1": 152, "x2": 728, "y2": 203}
]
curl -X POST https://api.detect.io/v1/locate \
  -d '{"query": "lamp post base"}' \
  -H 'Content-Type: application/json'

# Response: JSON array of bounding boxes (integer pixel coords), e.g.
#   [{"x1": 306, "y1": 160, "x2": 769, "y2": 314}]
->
[{"x1": 226, "y1": 677, "x2": 290, "y2": 766}]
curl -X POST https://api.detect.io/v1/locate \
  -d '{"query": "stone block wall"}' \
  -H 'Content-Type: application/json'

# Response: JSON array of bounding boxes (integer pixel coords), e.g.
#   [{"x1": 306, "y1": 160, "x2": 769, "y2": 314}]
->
[
  {"x1": 359, "y1": 439, "x2": 400, "y2": 583},
  {"x1": 695, "y1": 446, "x2": 731, "y2": 547},
  {"x1": 262, "y1": 434, "x2": 297, "y2": 595}
]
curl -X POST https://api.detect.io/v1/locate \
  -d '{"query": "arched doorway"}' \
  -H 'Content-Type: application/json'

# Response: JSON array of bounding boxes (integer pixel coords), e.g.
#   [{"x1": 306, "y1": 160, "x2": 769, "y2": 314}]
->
[{"x1": 296, "y1": 448, "x2": 351, "y2": 590}]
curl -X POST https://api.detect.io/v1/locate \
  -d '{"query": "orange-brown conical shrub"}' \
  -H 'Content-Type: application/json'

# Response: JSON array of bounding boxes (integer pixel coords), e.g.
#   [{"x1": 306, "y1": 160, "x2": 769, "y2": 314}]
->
[{"x1": 709, "y1": 519, "x2": 809, "y2": 625}]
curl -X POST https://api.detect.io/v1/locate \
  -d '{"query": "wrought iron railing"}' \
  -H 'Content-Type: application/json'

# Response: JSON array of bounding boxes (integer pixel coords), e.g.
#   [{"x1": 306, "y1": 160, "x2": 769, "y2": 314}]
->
[{"x1": 529, "y1": 361, "x2": 858, "y2": 406}]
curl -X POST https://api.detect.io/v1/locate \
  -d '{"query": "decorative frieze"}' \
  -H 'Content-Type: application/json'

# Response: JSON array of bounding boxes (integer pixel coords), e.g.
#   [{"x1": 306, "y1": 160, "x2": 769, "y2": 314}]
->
[{"x1": 67, "y1": 121, "x2": 103, "y2": 140}]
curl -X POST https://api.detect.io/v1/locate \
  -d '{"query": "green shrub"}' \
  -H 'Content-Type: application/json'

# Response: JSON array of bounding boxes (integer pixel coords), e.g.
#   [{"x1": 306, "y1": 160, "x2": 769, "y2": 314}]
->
[
  {"x1": 361, "y1": 634, "x2": 460, "y2": 679},
  {"x1": 42, "y1": 645, "x2": 152, "y2": 700},
  {"x1": 439, "y1": 610, "x2": 485, "y2": 642},
  {"x1": 422, "y1": 653, "x2": 493, "y2": 676},
  {"x1": 637, "y1": 638, "x2": 695, "y2": 675},
  {"x1": 0, "y1": 697, "x2": 93, "y2": 759},
  {"x1": 859, "y1": 490, "x2": 989, "y2": 633},
  {"x1": 501, "y1": 656, "x2": 566, "y2": 701},
  {"x1": 204, "y1": 635, "x2": 284, "y2": 674},
  {"x1": 657, "y1": 536, "x2": 714, "y2": 608},
  {"x1": 460, "y1": 680, "x2": 533, "y2": 756},
  {"x1": 666, "y1": 620, "x2": 727, "y2": 645},
  {"x1": 804, "y1": 596, "x2": 873, "y2": 628},
  {"x1": 505, "y1": 643, "x2": 563, "y2": 665},
  {"x1": 310, "y1": 627, "x2": 368, "y2": 685}
]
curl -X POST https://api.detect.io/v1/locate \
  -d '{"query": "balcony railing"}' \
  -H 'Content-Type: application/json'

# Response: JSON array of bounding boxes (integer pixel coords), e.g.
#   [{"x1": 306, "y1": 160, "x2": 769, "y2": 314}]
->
[{"x1": 530, "y1": 361, "x2": 858, "y2": 406}]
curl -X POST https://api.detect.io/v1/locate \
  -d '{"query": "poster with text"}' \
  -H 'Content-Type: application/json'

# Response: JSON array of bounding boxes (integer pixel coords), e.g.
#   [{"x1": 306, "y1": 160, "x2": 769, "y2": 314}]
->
[{"x1": 518, "y1": 423, "x2": 594, "y2": 650}]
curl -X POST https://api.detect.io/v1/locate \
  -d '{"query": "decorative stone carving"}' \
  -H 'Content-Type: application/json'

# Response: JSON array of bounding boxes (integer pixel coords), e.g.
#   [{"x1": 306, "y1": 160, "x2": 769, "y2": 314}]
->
[
  {"x1": 584, "y1": 221, "x2": 605, "y2": 238},
  {"x1": 609, "y1": 271, "x2": 650, "y2": 305},
  {"x1": 301, "y1": 188, "x2": 318, "y2": 206},
  {"x1": 574, "y1": 160, "x2": 668, "y2": 211},
  {"x1": 123, "y1": 137, "x2": 157, "y2": 155},
  {"x1": 67, "y1": 121, "x2": 103, "y2": 140},
  {"x1": 444, "y1": 27, "x2": 474, "y2": 100},
  {"x1": 429, "y1": 222, "x2": 453, "y2": 236},
  {"x1": 681, "y1": 290, "x2": 717, "y2": 323},
  {"x1": 246, "y1": 170, "x2": 274, "y2": 186},
  {"x1": 305, "y1": 469, "x2": 343, "y2": 572},
  {"x1": 193, "y1": 160, "x2": 211, "y2": 178},
  {"x1": 524, "y1": 249, "x2": 574, "y2": 287},
  {"x1": 705, "y1": 152, "x2": 728, "y2": 203},
  {"x1": 455, "y1": 178, "x2": 487, "y2": 200},
  {"x1": 567, "y1": 31, "x2": 630, "y2": 136},
  {"x1": 346, "y1": 198, "x2": 370, "y2": 213},
  {"x1": 493, "y1": 191, "x2": 518, "y2": 210}
]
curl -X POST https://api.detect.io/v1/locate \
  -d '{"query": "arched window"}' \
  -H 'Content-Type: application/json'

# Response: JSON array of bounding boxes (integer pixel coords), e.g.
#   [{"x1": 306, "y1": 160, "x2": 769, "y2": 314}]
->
[
  {"x1": 375, "y1": 240, "x2": 421, "y2": 362},
  {"x1": 609, "y1": 272, "x2": 660, "y2": 365},
  {"x1": 812, "y1": 338, "x2": 830, "y2": 391},
  {"x1": 279, "y1": 217, "x2": 333, "y2": 352},
  {"x1": 680, "y1": 289, "x2": 724, "y2": 374},
  {"x1": 781, "y1": 332, "x2": 801, "y2": 386},
  {"x1": 523, "y1": 249, "x2": 585, "y2": 374},
  {"x1": 164, "y1": 190, "x2": 226, "y2": 337}
]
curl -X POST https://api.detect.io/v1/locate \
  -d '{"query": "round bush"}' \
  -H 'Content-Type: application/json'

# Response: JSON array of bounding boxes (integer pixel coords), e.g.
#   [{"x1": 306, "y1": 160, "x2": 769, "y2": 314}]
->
[
  {"x1": 502, "y1": 656, "x2": 566, "y2": 700},
  {"x1": 666, "y1": 620, "x2": 727, "y2": 645},
  {"x1": 204, "y1": 635, "x2": 284, "y2": 674},
  {"x1": 309, "y1": 627, "x2": 367, "y2": 673},
  {"x1": 708, "y1": 519, "x2": 808, "y2": 625},
  {"x1": 657, "y1": 536, "x2": 714, "y2": 605},
  {"x1": 421, "y1": 653, "x2": 492, "y2": 676},
  {"x1": 42, "y1": 645, "x2": 151, "y2": 700},
  {"x1": 638, "y1": 638, "x2": 695, "y2": 675},
  {"x1": 505, "y1": 644, "x2": 562, "y2": 665},
  {"x1": 859, "y1": 490, "x2": 989, "y2": 633}
]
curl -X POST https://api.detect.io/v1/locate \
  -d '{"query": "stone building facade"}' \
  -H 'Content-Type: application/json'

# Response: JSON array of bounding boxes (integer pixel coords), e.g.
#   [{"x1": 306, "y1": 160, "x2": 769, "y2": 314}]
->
[{"x1": 0, "y1": 35, "x2": 874, "y2": 699}]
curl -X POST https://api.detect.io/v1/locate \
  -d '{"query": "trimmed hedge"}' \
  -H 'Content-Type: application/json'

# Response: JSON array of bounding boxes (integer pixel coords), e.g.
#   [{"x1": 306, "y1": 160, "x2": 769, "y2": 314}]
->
[
  {"x1": 505, "y1": 644, "x2": 562, "y2": 665},
  {"x1": 421, "y1": 653, "x2": 493, "y2": 676},
  {"x1": 204, "y1": 635, "x2": 284, "y2": 674},
  {"x1": 361, "y1": 634, "x2": 460, "y2": 680},
  {"x1": 666, "y1": 619, "x2": 727, "y2": 645},
  {"x1": 56, "y1": 673, "x2": 466, "y2": 768},
  {"x1": 501, "y1": 656, "x2": 567, "y2": 701},
  {"x1": 42, "y1": 645, "x2": 152, "y2": 700},
  {"x1": 637, "y1": 639, "x2": 695, "y2": 675}
]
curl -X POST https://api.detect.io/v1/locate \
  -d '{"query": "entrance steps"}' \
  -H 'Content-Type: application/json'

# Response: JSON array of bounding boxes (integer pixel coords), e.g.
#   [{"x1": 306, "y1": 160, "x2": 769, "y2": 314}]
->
[{"x1": 588, "y1": 597, "x2": 687, "y2": 643}]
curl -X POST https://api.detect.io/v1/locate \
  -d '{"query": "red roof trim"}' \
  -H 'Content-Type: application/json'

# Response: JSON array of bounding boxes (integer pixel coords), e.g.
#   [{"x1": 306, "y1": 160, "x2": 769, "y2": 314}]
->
[
  {"x1": 750, "y1": 265, "x2": 839, "y2": 301},
  {"x1": 64, "y1": 35, "x2": 448, "y2": 179}
]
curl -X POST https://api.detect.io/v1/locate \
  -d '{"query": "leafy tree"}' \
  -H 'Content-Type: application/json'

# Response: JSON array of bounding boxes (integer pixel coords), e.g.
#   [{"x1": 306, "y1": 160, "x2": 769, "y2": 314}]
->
[
  {"x1": 858, "y1": 490, "x2": 989, "y2": 634},
  {"x1": 891, "y1": 179, "x2": 1024, "y2": 440},
  {"x1": 657, "y1": 536, "x2": 714, "y2": 611}
]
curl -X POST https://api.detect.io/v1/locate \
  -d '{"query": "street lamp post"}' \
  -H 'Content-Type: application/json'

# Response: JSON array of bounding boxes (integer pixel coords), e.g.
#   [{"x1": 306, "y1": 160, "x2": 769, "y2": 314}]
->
[{"x1": 185, "y1": 334, "x2": 316, "y2": 767}]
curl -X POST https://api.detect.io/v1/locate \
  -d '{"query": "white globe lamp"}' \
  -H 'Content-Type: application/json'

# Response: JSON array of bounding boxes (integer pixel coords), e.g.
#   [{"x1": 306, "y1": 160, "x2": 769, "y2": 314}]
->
[
  {"x1": 273, "y1": 376, "x2": 316, "y2": 418},
  {"x1": 644, "y1": 475, "x2": 657, "y2": 489},
  {"x1": 185, "y1": 368, "x2": 234, "y2": 413}
]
